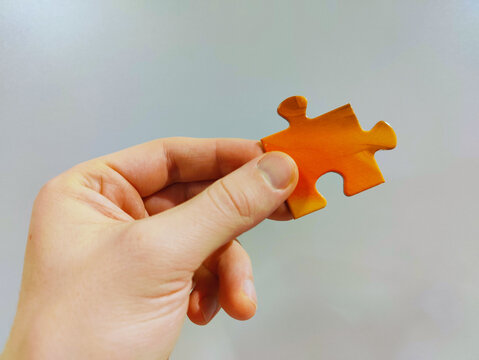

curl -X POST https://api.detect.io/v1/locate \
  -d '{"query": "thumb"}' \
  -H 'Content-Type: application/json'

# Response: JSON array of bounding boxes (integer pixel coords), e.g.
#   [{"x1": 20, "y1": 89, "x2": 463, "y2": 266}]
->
[{"x1": 137, "y1": 151, "x2": 298, "y2": 268}]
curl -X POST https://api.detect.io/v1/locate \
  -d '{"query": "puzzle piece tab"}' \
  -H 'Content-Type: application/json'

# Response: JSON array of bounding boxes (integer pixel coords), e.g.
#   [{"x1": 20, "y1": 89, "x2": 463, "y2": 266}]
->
[{"x1": 261, "y1": 96, "x2": 397, "y2": 218}]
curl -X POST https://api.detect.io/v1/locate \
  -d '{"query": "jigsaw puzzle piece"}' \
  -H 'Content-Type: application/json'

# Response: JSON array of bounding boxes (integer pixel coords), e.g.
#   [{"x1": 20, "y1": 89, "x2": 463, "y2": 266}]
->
[
  {"x1": 336, "y1": 154, "x2": 386, "y2": 196},
  {"x1": 287, "y1": 171, "x2": 327, "y2": 218},
  {"x1": 261, "y1": 95, "x2": 397, "y2": 219},
  {"x1": 366, "y1": 120, "x2": 397, "y2": 150},
  {"x1": 337, "y1": 120, "x2": 396, "y2": 196},
  {"x1": 277, "y1": 95, "x2": 308, "y2": 122}
]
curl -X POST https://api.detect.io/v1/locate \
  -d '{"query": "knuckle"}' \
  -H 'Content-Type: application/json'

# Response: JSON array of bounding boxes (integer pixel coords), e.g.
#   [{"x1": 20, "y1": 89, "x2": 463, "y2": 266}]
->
[
  {"x1": 33, "y1": 174, "x2": 73, "y2": 216},
  {"x1": 37, "y1": 174, "x2": 67, "y2": 199},
  {"x1": 35, "y1": 168, "x2": 87, "y2": 207},
  {"x1": 208, "y1": 179, "x2": 254, "y2": 224}
]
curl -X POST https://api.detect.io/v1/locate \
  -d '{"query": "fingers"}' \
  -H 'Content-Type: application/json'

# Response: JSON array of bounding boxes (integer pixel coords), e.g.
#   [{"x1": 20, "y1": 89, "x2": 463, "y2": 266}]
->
[
  {"x1": 135, "y1": 151, "x2": 298, "y2": 270},
  {"x1": 143, "y1": 181, "x2": 213, "y2": 215},
  {"x1": 143, "y1": 181, "x2": 293, "y2": 220},
  {"x1": 100, "y1": 138, "x2": 264, "y2": 197},
  {"x1": 206, "y1": 240, "x2": 257, "y2": 320},
  {"x1": 268, "y1": 203, "x2": 294, "y2": 221},
  {"x1": 188, "y1": 240, "x2": 257, "y2": 324},
  {"x1": 187, "y1": 266, "x2": 221, "y2": 325}
]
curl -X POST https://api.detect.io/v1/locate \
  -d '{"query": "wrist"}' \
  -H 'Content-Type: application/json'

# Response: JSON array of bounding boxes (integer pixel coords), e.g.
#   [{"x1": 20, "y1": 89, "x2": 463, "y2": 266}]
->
[{"x1": 3, "y1": 307, "x2": 88, "y2": 360}]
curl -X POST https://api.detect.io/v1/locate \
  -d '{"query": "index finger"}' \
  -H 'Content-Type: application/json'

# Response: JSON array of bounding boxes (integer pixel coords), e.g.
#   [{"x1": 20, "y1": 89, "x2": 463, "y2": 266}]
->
[{"x1": 100, "y1": 137, "x2": 264, "y2": 197}]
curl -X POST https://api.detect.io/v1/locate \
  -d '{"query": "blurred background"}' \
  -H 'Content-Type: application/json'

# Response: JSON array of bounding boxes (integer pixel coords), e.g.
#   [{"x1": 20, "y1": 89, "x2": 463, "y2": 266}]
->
[{"x1": 0, "y1": 1, "x2": 478, "y2": 359}]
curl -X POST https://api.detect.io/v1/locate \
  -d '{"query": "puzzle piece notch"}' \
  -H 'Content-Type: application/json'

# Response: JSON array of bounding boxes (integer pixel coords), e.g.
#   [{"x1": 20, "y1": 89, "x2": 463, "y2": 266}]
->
[{"x1": 261, "y1": 95, "x2": 397, "y2": 218}]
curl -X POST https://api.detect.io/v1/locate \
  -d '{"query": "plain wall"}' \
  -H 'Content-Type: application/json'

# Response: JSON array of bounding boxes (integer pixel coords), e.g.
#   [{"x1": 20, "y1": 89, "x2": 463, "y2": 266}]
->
[{"x1": 1, "y1": 1, "x2": 478, "y2": 359}]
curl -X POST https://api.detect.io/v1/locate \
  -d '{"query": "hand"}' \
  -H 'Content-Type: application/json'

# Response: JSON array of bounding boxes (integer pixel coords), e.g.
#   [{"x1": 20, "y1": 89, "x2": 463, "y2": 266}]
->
[{"x1": 2, "y1": 138, "x2": 298, "y2": 359}]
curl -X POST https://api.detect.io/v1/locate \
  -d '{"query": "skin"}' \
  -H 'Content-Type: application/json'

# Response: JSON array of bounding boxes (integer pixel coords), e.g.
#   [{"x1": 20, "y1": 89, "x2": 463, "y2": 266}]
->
[{"x1": 1, "y1": 137, "x2": 298, "y2": 360}]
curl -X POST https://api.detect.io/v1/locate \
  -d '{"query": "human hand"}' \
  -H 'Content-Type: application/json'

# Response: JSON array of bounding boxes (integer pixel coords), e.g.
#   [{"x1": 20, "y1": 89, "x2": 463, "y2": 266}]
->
[{"x1": 2, "y1": 138, "x2": 298, "y2": 359}]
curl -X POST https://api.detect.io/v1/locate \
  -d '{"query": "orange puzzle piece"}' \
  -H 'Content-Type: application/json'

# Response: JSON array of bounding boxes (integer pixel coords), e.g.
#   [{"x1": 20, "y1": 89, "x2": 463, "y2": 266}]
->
[{"x1": 261, "y1": 96, "x2": 397, "y2": 219}]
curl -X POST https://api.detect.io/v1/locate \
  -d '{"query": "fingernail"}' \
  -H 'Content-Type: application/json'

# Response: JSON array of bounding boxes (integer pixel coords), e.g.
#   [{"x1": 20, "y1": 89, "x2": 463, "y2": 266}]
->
[
  {"x1": 242, "y1": 279, "x2": 257, "y2": 305},
  {"x1": 257, "y1": 152, "x2": 296, "y2": 189},
  {"x1": 200, "y1": 295, "x2": 218, "y2": 322}
]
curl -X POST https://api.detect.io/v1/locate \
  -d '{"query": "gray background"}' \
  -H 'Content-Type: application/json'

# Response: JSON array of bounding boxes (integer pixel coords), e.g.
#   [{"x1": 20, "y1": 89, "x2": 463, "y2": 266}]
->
[{"x1": 1, "y1": 1, "x2": 478, "y2": 359}]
